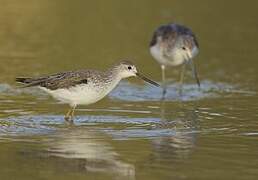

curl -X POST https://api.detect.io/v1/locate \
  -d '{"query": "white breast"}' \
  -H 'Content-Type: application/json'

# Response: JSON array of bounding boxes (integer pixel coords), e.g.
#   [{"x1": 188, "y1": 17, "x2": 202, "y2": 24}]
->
[
  {"x1": 150, "y1": 45, "x2": 167, "y2": 65},
  {"x1": 40, "y1": 79, "x2": 120, "y2": 107},
  {"x1": 150, "y1": 45, "x2": 185, "y2": 67},
  {"x1": 150, "y1": 45, "x2": 199, "y2": 67}
]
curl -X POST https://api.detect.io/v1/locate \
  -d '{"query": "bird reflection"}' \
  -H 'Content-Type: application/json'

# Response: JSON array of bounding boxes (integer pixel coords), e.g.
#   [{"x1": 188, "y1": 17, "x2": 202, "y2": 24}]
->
[
  {"x1": 150, "y1": 101, "x2": 199, "y2": 160},
  {"x1": 46, "y1": 127, "x2": 135, "y2": 180}
]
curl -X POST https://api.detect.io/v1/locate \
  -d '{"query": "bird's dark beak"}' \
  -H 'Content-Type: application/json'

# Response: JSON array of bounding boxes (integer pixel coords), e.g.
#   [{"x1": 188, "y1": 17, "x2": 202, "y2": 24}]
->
[
  {"x1": 136, "y1": 72, "x2": 160, "y2": 87},
  {"x1": 188, "y1": 58, "x2": 200, "y2": 88}
]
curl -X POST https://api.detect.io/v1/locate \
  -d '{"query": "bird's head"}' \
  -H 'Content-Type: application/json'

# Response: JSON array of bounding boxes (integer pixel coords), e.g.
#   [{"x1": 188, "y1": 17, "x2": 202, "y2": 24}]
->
[
  {"x1": 175, "y1": 35, "x2": 199, "y2": 62},
  {"x1": 113, "y1": 60, "x2": 160, "y2": 87},
  {"x1": 115, "y1": 61, "x2": 137, "y2": 78}
]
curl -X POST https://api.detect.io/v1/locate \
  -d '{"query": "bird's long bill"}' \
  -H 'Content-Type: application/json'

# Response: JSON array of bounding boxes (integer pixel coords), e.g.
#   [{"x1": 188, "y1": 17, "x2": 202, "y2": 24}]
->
[
  {"x1": 136, "y1": 73, "x2": 160, "y2": 87},
  {"x1": 189, "y1": 59, "x2": 201, "y2": 88}
]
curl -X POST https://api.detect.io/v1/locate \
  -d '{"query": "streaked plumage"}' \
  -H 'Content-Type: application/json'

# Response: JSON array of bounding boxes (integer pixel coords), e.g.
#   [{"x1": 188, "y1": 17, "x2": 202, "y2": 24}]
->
[
  {"x1": 16, "y1": 61, "x2": 159, "y2": 121},
  {"x1": 149, "y1": 23, "x2": 200, "y2": 98}
]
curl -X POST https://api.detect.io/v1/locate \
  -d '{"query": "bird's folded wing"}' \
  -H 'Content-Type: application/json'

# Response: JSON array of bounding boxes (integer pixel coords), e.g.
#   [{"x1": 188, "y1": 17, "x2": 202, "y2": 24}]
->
[{"x1": 19, "y1": 71, "x2": 91, "y2": 90}]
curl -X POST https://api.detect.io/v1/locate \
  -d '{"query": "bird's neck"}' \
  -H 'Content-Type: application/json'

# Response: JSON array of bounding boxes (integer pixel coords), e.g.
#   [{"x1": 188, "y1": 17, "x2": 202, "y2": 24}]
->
[
  {"x1": 102, "y1": 66, "x2": 123, "y2": 90},
  {"x1": 106, "y1": 66, "x2": 123, "y2": 81}
]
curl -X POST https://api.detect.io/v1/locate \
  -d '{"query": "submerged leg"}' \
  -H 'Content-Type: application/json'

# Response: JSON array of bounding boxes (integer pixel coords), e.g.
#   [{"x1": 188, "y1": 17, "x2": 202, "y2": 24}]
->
[
  {"x1": 179, "y1": 63, "x2": 186, "y2": 96},
  {"x1": 64, "y1": 108, "x2": 72, "y2": 121},
  {"x1": 161, "y1": 65, "x2": 167, "y2": 99}
]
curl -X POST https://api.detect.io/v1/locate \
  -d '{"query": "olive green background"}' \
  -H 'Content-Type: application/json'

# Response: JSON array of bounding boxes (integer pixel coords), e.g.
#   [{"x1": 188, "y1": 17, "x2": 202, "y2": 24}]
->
[{"x1": 0, "y1": 0, "x2": 258, "y2": 180}]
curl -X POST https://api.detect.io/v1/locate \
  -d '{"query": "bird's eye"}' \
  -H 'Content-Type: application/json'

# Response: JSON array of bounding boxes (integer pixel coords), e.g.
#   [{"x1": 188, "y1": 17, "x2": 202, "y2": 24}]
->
[
  {"x1": 128, "y1": 66, "x2": 132, "y2": 70},
  {"x1": 182, "y1": 47, "x2": 186, "y2": 50}
]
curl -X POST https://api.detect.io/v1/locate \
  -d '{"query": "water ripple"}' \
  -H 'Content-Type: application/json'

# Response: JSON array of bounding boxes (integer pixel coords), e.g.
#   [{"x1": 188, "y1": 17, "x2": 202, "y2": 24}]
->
[{"x1": 110, "y1": 81, "x2": 256, "y2": 101}]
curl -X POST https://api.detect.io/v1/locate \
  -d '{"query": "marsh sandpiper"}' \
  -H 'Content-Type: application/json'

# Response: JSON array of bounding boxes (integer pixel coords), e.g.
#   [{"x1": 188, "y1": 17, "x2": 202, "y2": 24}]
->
[
  {"x1": 149, "y1": 23, "x2": 200, "y2": 98},
  {"x1": 16, "y1": 61, "x2": 159, "y2": 121}
]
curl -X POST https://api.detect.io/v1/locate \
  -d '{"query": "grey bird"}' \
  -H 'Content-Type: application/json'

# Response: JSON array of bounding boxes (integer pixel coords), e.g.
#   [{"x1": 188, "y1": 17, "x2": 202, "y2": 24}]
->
[
  {"x1": 149, "y1": 23, "x2": 200, "y2": 98},
  {"x1": 16, "y1": 61, "x2": 159, "y2": 121}
]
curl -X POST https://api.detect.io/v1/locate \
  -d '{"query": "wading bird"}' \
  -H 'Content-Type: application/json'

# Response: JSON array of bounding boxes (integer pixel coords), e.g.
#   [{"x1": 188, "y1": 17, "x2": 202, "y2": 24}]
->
[
  {"x1": 16, "y1": 61, "x2": 159, "y2": 121},
  {"x1": 149, "y1": 23, "x2": 200, "y2": 98}
]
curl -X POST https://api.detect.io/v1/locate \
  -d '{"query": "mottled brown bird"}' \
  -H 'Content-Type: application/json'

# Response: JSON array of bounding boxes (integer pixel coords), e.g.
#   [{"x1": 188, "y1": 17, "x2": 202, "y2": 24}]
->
[{"x1": 16, "y1": 61, "x2": 159, "y2": 121}]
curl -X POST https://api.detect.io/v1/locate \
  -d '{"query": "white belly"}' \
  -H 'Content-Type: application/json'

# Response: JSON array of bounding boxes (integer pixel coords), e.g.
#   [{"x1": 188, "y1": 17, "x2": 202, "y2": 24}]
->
[{"x1": 40, "y1": 84, "x2": 113, "y2": 107}]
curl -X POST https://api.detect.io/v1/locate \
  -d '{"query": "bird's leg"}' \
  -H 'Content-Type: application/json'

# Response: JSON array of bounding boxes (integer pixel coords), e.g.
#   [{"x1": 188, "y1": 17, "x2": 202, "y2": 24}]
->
[
  {"x1": 64, "y1": 105, "x2": 77, "y2": 122},
  {"x1": 179, "y1": 63, "x2": 186, "y2": 96},
  {"x1": 64, "y1": 108, "x2": 72, "y2": 121},
  {"x1": 70, "y1": 105, "x2": 77, "y2": 120},
  {"x1": 161, "y1": 65, "x2": 167, "y2": 100}
]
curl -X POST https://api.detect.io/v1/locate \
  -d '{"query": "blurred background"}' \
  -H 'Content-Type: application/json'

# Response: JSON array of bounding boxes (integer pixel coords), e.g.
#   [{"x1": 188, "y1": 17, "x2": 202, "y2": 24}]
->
[{"x1": 0, "y1": 0, "x2": 258, "y2": 180}]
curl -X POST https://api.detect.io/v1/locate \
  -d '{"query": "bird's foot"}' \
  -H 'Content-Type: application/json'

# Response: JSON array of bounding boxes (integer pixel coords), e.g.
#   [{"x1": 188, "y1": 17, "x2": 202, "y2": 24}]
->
[{"x1": 64, "y1": 115, "x2": 74, "y2": 123}]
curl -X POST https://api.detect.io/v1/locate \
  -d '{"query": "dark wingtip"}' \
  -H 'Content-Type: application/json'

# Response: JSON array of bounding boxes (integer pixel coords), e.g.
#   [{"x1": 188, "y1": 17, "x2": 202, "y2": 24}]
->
[{"x1": 16, "y1": 77, "x2": 29, "y2": 83}]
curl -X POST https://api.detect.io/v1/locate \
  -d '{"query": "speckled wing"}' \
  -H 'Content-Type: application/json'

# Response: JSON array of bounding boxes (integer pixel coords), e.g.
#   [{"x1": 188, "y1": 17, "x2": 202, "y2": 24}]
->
[{"x1": 16, "y1": 70, "x2": 93, "y2": 90}]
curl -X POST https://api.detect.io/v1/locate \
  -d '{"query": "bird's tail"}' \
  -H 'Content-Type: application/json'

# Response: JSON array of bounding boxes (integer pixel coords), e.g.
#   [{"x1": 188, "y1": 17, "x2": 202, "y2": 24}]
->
[{"x1": 16, "y1": 76, "x2": 47, "y2": 87}]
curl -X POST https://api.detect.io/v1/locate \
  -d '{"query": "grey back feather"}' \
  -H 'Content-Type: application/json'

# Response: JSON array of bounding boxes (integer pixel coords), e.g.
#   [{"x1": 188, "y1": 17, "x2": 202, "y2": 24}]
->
[{"x1": 16, "y1": 70, "x2": 109, "y2": 90}]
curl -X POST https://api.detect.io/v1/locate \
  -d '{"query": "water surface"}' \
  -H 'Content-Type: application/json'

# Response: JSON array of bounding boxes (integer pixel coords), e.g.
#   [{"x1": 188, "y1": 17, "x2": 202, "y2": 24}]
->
[{"x1": 0, "y1": 1, "x2": 258, "y2": 180}]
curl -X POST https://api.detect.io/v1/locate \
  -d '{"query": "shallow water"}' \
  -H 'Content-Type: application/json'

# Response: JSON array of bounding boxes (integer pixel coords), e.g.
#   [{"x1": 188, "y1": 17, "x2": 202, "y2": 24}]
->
[{"x1": 0, "y1": 0, "x2": 258, "y2": 180}]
